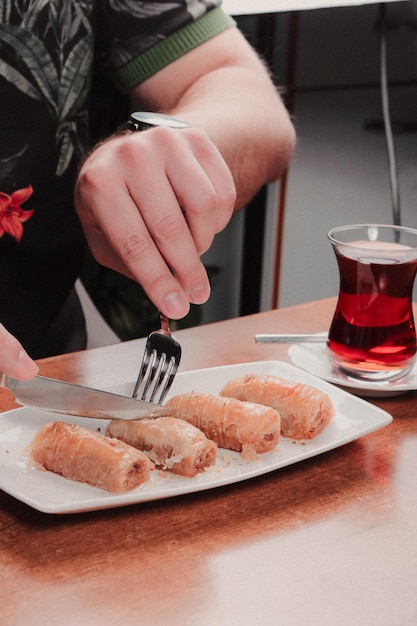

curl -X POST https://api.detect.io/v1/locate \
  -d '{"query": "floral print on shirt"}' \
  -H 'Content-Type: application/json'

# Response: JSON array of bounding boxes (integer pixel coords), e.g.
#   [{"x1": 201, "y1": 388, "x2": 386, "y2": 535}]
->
[
  {"x1": 0, "y1": 0, "x2": 93, "y2": 181},
  {"x1": 0, "y1": 184, "x2": 34, "y2": 241}
]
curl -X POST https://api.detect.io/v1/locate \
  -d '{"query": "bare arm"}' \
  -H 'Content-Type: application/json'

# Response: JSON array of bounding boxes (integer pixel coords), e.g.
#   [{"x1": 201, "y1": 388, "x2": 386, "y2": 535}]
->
[{"x1": 75, "y1": 26, "x2": 295, "y2": 321}]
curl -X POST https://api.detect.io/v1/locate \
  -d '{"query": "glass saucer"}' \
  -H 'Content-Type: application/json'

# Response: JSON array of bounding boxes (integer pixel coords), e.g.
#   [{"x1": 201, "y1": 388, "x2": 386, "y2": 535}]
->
[{"x1": 288, "y1": 342, "x2": 417, "y2": 397}]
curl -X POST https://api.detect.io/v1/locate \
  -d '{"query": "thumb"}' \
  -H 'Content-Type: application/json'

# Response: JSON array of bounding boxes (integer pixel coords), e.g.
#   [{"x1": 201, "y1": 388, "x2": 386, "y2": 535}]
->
[{"x1": 0, "y1": 324, "x2": 39, "y2": 380}]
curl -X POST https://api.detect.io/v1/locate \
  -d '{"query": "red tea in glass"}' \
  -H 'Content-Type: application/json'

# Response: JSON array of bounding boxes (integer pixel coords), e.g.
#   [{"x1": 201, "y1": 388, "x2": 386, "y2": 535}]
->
[{"x1": 327, "y1": 224, "x2": 417, "y2": 381}]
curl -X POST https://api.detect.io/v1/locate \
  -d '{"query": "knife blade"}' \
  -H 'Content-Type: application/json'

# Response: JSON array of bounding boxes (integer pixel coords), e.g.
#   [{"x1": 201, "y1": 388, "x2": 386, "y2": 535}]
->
[{"x1": 0, "y1": 374, "x2": 171, "y2": 420}]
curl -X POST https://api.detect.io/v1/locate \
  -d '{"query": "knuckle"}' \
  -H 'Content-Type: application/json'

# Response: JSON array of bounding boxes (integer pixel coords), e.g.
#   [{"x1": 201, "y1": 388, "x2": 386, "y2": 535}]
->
[
  {"x1": 119, "y1": 136, "x2": 144, "y2": 163},
  {"x1": 120, "y1": 232, "x2": 152, "y2": 264},
  {"x1": 219, "y1": 180, "x2": 237, "y2": 209},
  {"x1": 191, "y1": 186, "x2": 218, "y2": 215},
  {"x1": 152, "y1": 214, "x2": 182, "y2": 244},
  {"x1": 76, "y1": 164, "x2": 102, "y2": 199},
  {"x1": 186, "y1": 127, "x2": 208, "y2": 144},
  {"x1": 192, "y1": 130, "x2": 219, "y2": 162}
]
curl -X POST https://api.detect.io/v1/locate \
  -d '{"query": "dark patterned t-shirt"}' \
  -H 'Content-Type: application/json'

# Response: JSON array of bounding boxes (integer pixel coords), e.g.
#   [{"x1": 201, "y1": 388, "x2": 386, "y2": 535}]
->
[{"x1": 0, "y1": 0, "x2": 234, "y2": 357}]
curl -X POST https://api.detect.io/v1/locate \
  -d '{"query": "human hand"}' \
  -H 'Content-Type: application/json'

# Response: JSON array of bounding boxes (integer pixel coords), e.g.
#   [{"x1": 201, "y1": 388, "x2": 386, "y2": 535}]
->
[
  {"x1": 0, "y1": 323, "x2": 39, "y2": 379},
  {"x1": 74, "y1": 126, "x2": 236, "y2": 320}
]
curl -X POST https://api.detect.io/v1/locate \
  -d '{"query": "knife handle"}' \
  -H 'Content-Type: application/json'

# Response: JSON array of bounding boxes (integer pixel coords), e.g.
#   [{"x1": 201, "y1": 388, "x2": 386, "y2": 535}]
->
[{"x1": 255, "y1": 334, "x2": 328, "y2": 343}]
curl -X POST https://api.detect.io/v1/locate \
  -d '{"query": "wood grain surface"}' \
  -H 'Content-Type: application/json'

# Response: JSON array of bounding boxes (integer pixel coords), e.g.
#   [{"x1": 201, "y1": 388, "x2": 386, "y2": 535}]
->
[{"x1": 1, "y1": 299, "x2": 416, "y2": 626}]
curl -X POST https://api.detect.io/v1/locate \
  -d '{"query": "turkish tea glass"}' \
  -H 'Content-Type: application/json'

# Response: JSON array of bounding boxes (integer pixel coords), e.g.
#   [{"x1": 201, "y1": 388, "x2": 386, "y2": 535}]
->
[{"x1": 327, "y1": 224, "x2": 417, "y2": 381}]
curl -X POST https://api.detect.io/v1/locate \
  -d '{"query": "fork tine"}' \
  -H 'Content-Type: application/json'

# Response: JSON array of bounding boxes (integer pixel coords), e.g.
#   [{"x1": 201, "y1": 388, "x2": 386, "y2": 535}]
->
[
  {"x1": 148, "y1": 353, "x2": 169, "y2": 403},
  {"x1": 132, "y1": 313, "x2": 181, "y2": 405},
  {"x1": 132, "y1": 343, "x2": 153, "y2": 400},
  {"x1": 157, "y1": 357, "x2": 179, "y2": 404},
  {"x1": 138, "y1": 349, "x2": 159, "y2": 400}
]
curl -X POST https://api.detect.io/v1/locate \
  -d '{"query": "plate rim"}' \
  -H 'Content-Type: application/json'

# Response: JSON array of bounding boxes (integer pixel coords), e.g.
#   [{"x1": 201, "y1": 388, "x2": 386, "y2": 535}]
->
[{"x1": 0, "y1": 360, "x2": 393, "y2": 514}]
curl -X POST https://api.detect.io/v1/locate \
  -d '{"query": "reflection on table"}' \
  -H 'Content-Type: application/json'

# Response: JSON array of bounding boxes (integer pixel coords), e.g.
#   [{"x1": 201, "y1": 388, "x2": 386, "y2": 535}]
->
[{"x1": 0, "y1": 298, "x2": 416, "y2": 626}]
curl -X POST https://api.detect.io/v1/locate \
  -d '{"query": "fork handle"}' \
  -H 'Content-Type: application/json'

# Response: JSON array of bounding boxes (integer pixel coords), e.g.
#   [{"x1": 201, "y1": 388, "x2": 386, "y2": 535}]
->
[
  {"x1": 255, "y1": 333, "x2": 328, "y2": 343},
  {"x1": 159, "y1": 314, "x2": 171, "y2": 336}
]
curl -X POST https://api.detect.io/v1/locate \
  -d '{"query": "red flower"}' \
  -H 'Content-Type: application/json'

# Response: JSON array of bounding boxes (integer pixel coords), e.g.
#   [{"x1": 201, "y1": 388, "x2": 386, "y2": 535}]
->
[{"x1": 0, "y1": 185, "x2": 35, "y2": 242}]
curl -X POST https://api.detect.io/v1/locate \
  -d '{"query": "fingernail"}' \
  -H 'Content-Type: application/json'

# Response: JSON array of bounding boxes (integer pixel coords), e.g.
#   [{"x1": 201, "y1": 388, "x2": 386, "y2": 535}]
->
[
  {"x1": 190, "y1": 283, "x2": 210, "y2": 305},
  {"x1": 164, "y1": 292, "x2": 190, "y2": 319}
]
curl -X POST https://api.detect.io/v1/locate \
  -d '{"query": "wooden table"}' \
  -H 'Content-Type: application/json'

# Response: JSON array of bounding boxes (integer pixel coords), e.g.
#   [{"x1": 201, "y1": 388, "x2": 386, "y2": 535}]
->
[{"x1": 1, "y1": 298, "x2": 416, "y2": 626}]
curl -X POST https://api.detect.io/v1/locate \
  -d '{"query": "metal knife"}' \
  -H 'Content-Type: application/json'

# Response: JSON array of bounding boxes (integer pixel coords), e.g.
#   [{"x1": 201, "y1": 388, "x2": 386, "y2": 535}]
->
[{"x1": 0, "y1": 374, "x2": 171, "y2": 420}]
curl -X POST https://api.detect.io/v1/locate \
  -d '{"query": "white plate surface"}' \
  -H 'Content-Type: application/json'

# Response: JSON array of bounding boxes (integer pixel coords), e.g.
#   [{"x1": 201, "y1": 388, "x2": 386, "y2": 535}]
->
[
  {"x1": 288, "y1": 343, "x2": 417, "y2": 397},
  {"x1": 0, "y1": 361, "x2": 392, "y2": 514}
]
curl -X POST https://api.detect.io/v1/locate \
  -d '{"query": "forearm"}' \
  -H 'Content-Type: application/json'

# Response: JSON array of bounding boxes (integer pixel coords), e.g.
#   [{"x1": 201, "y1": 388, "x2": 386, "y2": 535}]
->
[{"x1": 168, "y1": 67, "x2": 295, "y2": 208}]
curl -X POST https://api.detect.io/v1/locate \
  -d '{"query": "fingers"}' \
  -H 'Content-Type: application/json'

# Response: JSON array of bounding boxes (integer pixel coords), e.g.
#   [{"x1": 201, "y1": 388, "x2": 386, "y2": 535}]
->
[
  {"x1": 75, "y1": 127, "x2": 236, "y2": 319},
  {"x1": 0, "y1": 324, "x2": 39, "y2": 380},
  {"x1": 163, "y1": 128, "x2": 236, "y2": 253}
]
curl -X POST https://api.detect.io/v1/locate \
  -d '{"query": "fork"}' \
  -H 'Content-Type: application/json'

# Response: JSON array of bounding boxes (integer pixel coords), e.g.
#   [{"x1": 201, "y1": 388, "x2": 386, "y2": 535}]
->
[{"x1": 132, "y1": 313, "x2": 182, "y2": 405}]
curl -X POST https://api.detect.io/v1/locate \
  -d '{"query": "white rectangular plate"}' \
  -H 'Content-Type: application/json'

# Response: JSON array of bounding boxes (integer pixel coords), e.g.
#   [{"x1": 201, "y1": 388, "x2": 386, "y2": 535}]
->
[{"x1": 0, "y1": 361, "x2": 392, "y2": 514}]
